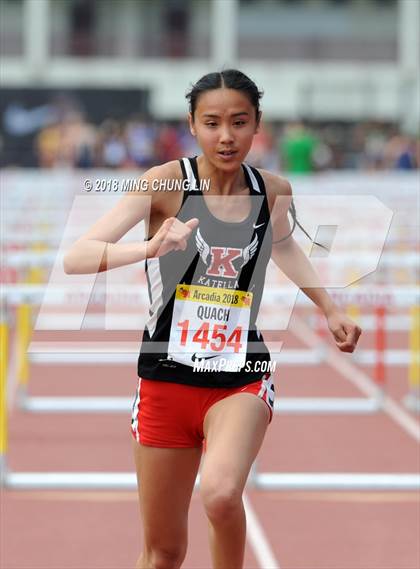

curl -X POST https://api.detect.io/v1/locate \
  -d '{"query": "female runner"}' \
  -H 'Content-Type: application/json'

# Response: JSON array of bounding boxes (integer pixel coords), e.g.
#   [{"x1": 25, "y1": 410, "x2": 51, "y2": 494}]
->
[{"x1": 64, "y1": 69, "x2": 361, "y2": 569}]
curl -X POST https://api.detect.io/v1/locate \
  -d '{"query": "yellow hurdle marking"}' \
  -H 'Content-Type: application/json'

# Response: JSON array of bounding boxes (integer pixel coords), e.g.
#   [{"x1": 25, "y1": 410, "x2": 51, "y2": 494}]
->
[
  {"x1": 17, "y1": 304, "x2": 32, "y2": 387},
  {"x1": 346, "y1": 303, "x2": 361, "y2": 325},
  {"x1": 409, "y1": 305, "x2": 420, "y2": 388},
  {"x1": 0, "y1": 317, "x2": 8, "y2": 456}
]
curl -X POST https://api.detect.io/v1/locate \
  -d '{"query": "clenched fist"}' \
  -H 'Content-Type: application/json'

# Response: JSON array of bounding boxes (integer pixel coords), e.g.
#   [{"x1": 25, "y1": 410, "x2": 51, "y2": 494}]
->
[
  {"x1": 327, "y1": 310, "x2": 362, "y2": 353},
  {"x1": 146, "y1": 217, "x2": 199, "y2": 258}
]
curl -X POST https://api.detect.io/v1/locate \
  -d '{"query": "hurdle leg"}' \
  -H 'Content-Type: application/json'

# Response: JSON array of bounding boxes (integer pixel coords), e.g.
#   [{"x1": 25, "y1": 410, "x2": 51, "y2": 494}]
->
[
  {"x1": 16, "y1": 303, "x2": 32, "y2": 405},
  {"x1": 0, "y1": 305, "x2": 9, "y2": 483},
  {"x1": 404, "y1": 305, "x2": 420, "y2": 413},
  {"x1": 18, "y1": 242, "x2": 44, "y2": 404}
]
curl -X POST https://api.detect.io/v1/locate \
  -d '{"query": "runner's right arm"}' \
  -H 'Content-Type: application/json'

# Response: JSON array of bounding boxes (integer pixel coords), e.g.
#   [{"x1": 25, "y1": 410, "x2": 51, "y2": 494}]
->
[{"x1": 63, "y1": 163, "x2": 198, "y2": 274}]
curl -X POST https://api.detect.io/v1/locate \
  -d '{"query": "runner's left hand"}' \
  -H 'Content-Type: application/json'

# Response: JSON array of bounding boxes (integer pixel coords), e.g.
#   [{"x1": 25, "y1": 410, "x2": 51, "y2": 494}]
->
[{"x1": 326, "y1": 311, "x2": 362, "y2": 353}]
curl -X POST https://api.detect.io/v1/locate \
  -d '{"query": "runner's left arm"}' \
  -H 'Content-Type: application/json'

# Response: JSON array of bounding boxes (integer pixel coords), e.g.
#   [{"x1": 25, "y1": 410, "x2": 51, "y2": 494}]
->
[{"x1": 264, "y1": 172, "x2": 361, "y2": 353}]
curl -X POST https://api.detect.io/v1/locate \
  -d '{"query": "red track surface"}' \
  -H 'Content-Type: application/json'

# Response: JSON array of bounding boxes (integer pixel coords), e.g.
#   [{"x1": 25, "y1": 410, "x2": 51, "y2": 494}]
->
[{"x1": 1, "y1": 315, "x2": 419, "y2": 569}]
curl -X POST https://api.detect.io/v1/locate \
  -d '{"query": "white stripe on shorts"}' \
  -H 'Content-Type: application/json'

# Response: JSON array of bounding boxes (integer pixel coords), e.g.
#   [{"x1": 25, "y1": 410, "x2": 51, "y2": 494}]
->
[
  {"x1": 131, "y1": 377, "x2": 142, "y2": 442},
  {"x1": 258, "y1": 373, "x2": 275, "y2": 413}
]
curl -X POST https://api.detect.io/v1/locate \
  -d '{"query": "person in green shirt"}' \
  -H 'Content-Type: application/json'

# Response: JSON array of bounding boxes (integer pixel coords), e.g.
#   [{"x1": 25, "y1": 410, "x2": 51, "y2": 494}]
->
[{"x1": 280, "y1": 121, "x2": 318, "y2": 173}]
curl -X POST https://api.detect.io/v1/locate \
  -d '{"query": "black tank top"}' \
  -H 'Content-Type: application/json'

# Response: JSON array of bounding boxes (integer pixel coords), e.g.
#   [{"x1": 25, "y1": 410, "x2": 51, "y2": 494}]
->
[{"x1": 137, "y1": 156, "x2": 273, "y2": 388}]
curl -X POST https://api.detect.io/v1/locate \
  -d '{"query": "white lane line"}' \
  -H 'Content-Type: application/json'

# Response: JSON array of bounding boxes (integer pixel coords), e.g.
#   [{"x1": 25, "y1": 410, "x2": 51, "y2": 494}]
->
[
  {"x1": 380, "y1": 397, "x2": 420, "y2": 442},
  {"x1": 243, "y1": 492, "x2": 280, "y2": 569},
  {"x1": 291, "y1": 317, "x2": 420, "y2": 443}
]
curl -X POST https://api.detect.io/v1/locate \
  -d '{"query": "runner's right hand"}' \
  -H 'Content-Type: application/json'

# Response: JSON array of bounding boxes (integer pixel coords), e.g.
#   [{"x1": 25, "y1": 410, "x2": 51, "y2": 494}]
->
[{"x1": 146, "y1": 217, "x2": 199, "y2": 258}]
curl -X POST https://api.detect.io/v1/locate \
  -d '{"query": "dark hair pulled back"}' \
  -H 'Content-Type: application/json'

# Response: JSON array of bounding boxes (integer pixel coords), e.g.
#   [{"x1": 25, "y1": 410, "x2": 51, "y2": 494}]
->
[{"x1": 186, "y1": 69, "x2": 263, "y2": 121}]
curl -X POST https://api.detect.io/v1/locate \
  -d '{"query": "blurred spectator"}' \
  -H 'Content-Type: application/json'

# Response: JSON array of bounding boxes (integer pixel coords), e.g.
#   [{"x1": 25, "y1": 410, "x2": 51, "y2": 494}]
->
[
  {"x1": 383, "y1": 133, "x2": 418, "y2": 170},
  {"x1": 97, "y1": 119, "x2": 129, "y2": 168},
  {"x1": 125, "y1": 115, "x2": 157, "y2": 168},
  {"x1": 35, "y1": 111, "x2": 96, "y2": 168},
  {"x1": 155, "y1": 123, "x2": 183, "y2": 163},
  {"x1": 345, "y1": 124, "x2": 368, "y2": 169},
  {"x1": 364, "y1": 124, "x2": 389, "y2": 170},
  {"x1": 312, "y1": 140, "x2": 333, "y2": 171},
  {"x1": 35, "y1": 122, "x2": 61, "y2": 168},
  {"x1": 279, "y1": 122, "x2": 319, "y2": 173},
  {"x1": 61, "y1": 111, "x2": 96, "y2": 168}
]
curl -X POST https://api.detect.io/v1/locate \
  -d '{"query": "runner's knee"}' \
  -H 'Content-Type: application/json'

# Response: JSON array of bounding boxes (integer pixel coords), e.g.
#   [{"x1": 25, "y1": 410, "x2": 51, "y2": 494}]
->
[
  {"x1": 143, "y1": 543, "x2": 186, "y2": 569},
  {"x1": 201, "y1": 479, "x2": 243, "y2": 523}
]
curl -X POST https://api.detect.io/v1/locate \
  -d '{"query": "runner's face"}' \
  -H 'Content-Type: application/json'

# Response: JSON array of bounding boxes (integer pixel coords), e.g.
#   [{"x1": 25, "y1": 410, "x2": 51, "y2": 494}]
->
[{"x1": 189, "y1": 88, "x2": 259, "y2": 170}]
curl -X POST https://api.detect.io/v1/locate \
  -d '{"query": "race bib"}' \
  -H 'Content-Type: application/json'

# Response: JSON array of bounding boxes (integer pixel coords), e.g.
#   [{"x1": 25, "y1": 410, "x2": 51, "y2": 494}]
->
[{"x1": 168, "y1": 284, "x2": 253, "y2": 368}]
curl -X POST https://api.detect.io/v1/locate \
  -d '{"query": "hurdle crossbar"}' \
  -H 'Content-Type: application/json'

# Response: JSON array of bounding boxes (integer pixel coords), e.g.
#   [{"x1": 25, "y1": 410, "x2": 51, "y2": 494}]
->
[
  {"x1": 3, "y1": 470, "x2": 419, "y2": 491},
  {"x1": 26, "y1": 348, "x2": 411, "y2": 366},
  {"x1": 19, "y1": 395, "x2": 382, "y2": 415}
]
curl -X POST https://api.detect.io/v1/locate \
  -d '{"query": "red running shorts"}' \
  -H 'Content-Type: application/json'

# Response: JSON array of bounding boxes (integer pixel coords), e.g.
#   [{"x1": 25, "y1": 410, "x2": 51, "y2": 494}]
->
[{"x1": 130, "y1": 373, "x2": 275, "y2": 449}]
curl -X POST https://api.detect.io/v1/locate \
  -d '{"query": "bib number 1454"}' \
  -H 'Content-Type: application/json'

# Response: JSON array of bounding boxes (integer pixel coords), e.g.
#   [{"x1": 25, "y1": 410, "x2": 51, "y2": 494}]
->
[{"x1": 178, "y1": 320, "x2": 242, "y2": 353}]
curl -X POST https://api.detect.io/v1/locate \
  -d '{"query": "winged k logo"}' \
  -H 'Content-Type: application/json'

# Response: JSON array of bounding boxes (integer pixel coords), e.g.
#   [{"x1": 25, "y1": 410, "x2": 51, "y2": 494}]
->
[{"x1": 195, "y1": 227, "x2": 258, "y2": 278}]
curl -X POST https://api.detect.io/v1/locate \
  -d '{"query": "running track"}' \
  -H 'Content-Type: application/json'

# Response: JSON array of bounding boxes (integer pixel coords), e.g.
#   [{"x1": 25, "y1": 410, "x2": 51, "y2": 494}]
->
[{"x1": 2, "y1": 311, "x2": 419, "y2": 569}]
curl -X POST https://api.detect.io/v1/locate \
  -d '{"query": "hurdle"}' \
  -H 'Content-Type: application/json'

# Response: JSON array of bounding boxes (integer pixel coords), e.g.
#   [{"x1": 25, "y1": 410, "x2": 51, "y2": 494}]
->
[
  {"x1": 2, "y1": 284, "x2": 419, "y2": 491},
  {"x1": 5, "y1": 285, "x2": 419, "y2": 416},
  {"x1": 22, "y1": 337, "x2": 384, "y2": 415},
  {"x1": 1, "y1": 351, "x2": 419, "y2": 493},
  {"x1": 4, "y1": 386, "x2": 417, "y2": 491},
  {"x1": 18, "y1": 341, "x2": 383, "y2": 415}
]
